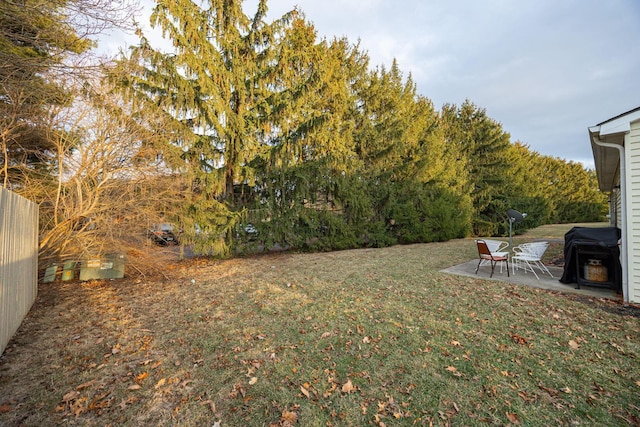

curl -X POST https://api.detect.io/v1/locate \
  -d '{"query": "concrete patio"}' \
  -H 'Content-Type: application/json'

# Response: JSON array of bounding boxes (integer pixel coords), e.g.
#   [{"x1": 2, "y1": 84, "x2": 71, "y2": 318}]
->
[{"x1": 441, "y1": 259, "x2": 620, "y2": 300}]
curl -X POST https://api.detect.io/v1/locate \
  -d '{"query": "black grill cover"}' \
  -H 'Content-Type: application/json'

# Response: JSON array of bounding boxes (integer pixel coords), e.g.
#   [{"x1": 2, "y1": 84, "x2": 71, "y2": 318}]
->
[{"x1": 559, "y1": 226, "x2": 621, "y2": 286}]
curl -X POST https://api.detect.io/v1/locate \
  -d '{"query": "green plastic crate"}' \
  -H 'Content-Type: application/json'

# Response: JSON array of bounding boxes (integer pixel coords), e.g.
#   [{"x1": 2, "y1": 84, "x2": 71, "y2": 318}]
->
[
  {"x1": 43, "y1": 264, "x2": 58, "y2": 283},
  {"x1": 79, "y1": 254, "x2": 125, "y2": 280},
  {"x1": 61, "y1": 261, "x2": 77, "y2": 281}
]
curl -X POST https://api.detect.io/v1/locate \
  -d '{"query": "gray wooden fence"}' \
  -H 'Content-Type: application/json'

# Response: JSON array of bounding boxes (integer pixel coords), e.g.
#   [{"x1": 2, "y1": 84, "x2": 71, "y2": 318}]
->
[{"x1": 1, "y1": 188, "x2": 38, "y2": 355}]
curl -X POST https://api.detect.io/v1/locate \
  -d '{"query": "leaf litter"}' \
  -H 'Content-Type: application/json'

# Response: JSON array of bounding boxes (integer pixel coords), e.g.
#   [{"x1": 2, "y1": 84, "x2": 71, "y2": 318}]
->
[{"x1": 0, "y1": 242, "x2": 639, "y2": 426}]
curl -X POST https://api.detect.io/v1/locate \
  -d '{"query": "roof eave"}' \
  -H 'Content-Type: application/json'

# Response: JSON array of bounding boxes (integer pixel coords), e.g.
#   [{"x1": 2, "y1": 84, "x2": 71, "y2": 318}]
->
[
  {"x1": 590, "y1": 108, "x2": 640, "y2": 192},
  {"x1": 589, "y1": 127, "x2": 620, "y2": 193}
]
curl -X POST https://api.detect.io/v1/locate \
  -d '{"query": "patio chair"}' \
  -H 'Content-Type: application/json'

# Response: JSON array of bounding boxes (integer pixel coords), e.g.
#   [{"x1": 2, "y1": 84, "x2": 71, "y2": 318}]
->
[
  {"x1": 476, "y1": 239, "x2": 509, "y2": 273},
  {"x1": 475, "y1": 239, "x2": 509, "y2": 278},
  {"x1": 482, "y1": 239, "x2": 509, "y2": 254},
  {"x1": 511, "y1": 241, "x2": 553, "y2": 279}
]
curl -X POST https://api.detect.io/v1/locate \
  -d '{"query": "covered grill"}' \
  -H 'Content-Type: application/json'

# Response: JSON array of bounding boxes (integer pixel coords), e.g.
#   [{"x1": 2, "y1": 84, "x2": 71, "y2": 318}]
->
[{"x1": 559, "y1": 227, "x2": 621, "y2": 292}]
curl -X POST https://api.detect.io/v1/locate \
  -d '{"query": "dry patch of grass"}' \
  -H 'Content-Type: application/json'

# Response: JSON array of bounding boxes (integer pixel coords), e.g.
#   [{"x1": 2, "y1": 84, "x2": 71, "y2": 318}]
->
[
  {"x1": 518, "y1": 222, "x2": 609, "y2": 240},
  {"x1": 511, "y1": 222, "x2": 610, "y2": 265},
  {"x1": 1, "y1": 236, "x2": 639, "y2": 426}
]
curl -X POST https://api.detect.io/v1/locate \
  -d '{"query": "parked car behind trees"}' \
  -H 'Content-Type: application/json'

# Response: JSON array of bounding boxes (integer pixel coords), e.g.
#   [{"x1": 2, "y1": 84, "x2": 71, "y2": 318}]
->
[{"x1": 148, "y1": 223, "x2": 179, "y2": 246}]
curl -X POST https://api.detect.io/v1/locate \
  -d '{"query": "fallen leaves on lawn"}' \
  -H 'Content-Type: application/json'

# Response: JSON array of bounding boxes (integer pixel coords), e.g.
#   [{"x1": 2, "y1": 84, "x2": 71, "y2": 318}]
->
[
  {"x1": 281, "y1": 409, "x2": 298, "y2": 424},
  {"x1": 375, "y1": 394, "x2": 409, "y2": 423},
  {"x1": 135, "y1": 372, "x2": 149, "y2": 383},
  {"x1": 229, "y1": 383, "x2": 247, "y2": 399},
  {"x1": 506, "y1": 412, "x2": 520, "y2": 424},
  {"x1": 538, "y1": 383, "x2": 559, "y2": 397},
  {"x1": 300, "y1": 385, "x2": 310, "y2": 399},
  {"x1": 511, "y1": 334, "x2": 528, "y2": 345},
  {"x1": 518, "y1": 391, "x2": 536, "y2": 403},
  {"x1": 56, "y1": 390, "x2": 88, "y2": 417},
  {"x1": 341, "y1": 379, "x2": 357, "y2": 394},
  {"x1": 76, "y1": 380, "x2": 95, "y2": 391},
  {"x1": 270, "y1": 407, "x2": 299, "y2": 427},
  {"x1": 446, "y1": 366, "x2": 463, "y2": 377},
  {"x1": 201, "y1": 399, "x2": 217, "y2": 413},
  {"x1": 437, "y1": 404, "x2": 459, "y2": 423},
  {"x1": 3, "y1": 243, "x2": 640, "y2": 426},
  {"x1": 62, "y1": 390, "x2": 79, "y2": 403},
  {"x1": 610, "y1": 342, "x2": 625, "y2": 353}
]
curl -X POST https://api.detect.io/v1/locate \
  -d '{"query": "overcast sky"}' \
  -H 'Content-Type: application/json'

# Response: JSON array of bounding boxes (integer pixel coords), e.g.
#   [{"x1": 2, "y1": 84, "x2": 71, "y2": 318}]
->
[{"x1": 108, "y1": 0, "x2": 640, "y2": 168}]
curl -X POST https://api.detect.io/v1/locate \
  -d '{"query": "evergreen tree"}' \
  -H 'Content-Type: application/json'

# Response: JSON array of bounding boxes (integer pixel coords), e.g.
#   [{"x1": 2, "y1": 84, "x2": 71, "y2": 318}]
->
[
  {"x1": 441, "y1": 100, "x2": 512, "y2": 235},
  {"x1": 248, "y1": 21, "x2": 369, "y2": 250},
  {"x1": 0, "y1": 0, "x2": 92, "y2": 188},
  {"x1": 538, "y1": 156, "x2": 607, "y2": 223},
  {"x1": 353, "y1": 63, "x2": 470, "y2": 243},
  {"x1": 0, "y1": 0, "x2": 136, "y2": 189},
  {"x1": 499, "y1": 142, "x2": 552, "y2": 232},
  {"x1": 116, "y1": 0, "x2": 300, "y2": 255}
]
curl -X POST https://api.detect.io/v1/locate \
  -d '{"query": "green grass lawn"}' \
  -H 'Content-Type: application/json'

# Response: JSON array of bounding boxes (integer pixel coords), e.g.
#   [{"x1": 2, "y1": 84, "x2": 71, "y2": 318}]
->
[{"x1": 1, "y1": 223, "x2": 638, "y2": 426}]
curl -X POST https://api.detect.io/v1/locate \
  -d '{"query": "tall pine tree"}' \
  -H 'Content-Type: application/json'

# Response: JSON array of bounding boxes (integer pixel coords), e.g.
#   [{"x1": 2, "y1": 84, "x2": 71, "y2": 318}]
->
[
  {"x1": 441, "y1": 100, "x2": 512, "y2": 235},
  {"x1": 116, "y1": 0, "x2": 299, "y2": 255},
  {"x1": 0, "y1": 0, "x2": 94, "y2": 188}
]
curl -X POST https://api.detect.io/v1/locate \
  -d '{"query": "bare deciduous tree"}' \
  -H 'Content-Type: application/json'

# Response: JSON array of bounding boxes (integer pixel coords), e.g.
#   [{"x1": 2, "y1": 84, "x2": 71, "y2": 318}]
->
[
  {"x1": 1, "y1": 0, "x2": 141, "y2": 188},
  {"x1": 18, "y1": 79, "x2": 187, "y2": 276}
]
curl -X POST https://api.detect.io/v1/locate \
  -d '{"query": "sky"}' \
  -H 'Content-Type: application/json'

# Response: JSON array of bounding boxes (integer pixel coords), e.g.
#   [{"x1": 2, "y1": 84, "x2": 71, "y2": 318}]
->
[{"x1": 105, "y1": 0, "x2": 640, "y2": 168}]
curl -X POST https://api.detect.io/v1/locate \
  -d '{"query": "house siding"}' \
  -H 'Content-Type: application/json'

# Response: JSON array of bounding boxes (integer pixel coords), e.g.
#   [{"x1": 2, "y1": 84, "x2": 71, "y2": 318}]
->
[
  {"x1": 612, "y1": 188, "x2": 622, "y2": 229},
  {"x1": 626, "y1": 120, "x2": 640, "y2": 303}
]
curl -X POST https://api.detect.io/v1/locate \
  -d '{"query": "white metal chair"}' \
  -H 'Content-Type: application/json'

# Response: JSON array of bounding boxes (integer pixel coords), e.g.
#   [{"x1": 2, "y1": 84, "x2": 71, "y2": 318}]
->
[
  {"x1": 483, "y1": 239, "x2": 509, "y2": 254},
  {"x1": 511, "y1": 241, "x2": 553, "y2": 279}
]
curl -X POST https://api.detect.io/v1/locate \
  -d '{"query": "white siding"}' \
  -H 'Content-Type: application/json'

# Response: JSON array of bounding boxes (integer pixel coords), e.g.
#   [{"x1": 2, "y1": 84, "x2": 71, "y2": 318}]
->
[
  {"x1": 612, "y1": 188, "x2": 622, "y2": 228},
  {"x1": 626, "y1": 120, "x2": 640, "y2": 303}
]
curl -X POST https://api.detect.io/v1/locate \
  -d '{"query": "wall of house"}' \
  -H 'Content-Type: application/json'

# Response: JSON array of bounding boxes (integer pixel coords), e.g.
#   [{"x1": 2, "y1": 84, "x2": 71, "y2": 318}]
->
[
  {"x1": 626, "y1": 119, "x2": 640, "y2": 303},
  {"x1": 611, "y1": 188, "x2": 621, "y2": 228}
]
